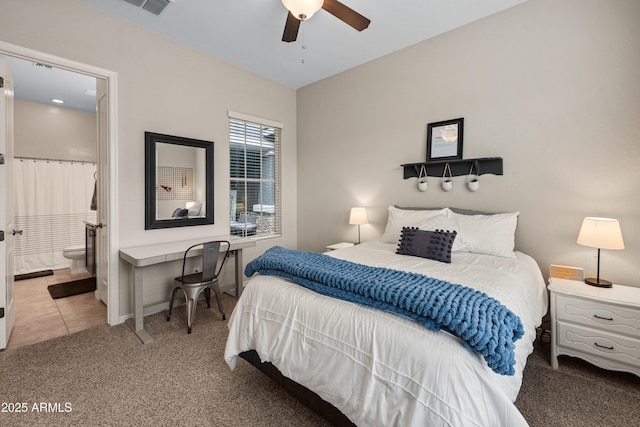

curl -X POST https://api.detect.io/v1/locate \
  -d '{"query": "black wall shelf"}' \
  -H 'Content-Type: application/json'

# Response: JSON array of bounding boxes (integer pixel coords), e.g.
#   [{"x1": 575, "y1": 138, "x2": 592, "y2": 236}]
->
[{"x1": 402, "y1": 157, "x2": 503, "y2": 179}]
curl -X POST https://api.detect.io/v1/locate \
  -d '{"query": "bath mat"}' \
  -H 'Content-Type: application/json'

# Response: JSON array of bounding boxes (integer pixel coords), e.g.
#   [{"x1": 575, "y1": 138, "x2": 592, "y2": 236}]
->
[
  {"x1": 15, "y1": 270, "x2": 54, "y2": 281},
  {"x1": 48, "y1": 277, "x2": 96, "y2": 299}
]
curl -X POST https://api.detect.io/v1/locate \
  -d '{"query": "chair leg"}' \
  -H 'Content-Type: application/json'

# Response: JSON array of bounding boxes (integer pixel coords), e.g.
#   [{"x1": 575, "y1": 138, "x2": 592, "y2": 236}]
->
[
  {"x1": 167, "y1": 286, "x2": 181, "y2": 321},
  {"x1": 204, "y1": 288, "x2": 211, "y2": 308},
  {"x1": 171, "y1": 284, "x2": 222, "y2": 333},
  {"x1": 185, "y1": 294, "x2": 196, "y2": 334},
  {"x1": 211, "y1": 282, "x2": 226, "y2": 320},
  {"x1": 182, "y1": 286, "x2": 207, "y2": 334}
]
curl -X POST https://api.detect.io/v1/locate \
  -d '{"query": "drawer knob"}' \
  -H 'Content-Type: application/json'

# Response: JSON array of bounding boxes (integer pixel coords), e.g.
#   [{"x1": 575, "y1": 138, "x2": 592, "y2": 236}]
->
[
  {"x1": 594, "y1": 342, "x2": 614, "y2": 350},
  {"x1": 593, "y1": 314, "x2": 613, "y2": 321}
]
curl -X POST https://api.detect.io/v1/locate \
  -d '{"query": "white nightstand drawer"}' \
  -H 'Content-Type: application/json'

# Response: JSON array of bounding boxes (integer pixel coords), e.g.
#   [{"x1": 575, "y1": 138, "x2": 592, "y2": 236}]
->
[
  {"x1": 550, "y1": 278, "x2": 640, "y2": 376},
  {"x1": 557, "y1": 321, "x2": 640, "y2": 367},
  {"x1": 556, "y1": 294, "x2": 640, "y2": 337}
]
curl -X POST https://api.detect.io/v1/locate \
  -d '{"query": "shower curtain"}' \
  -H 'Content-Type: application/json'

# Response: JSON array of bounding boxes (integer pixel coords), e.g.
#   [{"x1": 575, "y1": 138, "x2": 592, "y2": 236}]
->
[{"x1": 13, "y1": 159, "x2": 97, "y2": 275}]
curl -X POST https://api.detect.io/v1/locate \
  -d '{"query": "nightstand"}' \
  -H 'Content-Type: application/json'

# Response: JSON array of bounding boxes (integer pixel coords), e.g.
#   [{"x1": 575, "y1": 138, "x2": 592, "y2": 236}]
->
[
  {"x1": 325, "y1": 242, "x2": 354, "y2": 252},
  {"x1": 548, "y1": 278, "x2": 640, "y2": 377}
]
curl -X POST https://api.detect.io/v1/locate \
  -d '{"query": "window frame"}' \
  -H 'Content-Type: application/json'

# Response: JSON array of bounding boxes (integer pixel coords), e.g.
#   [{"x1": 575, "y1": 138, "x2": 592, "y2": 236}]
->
[{"x1": 228, "y1": 111, "x2": 282, "y2": 240}]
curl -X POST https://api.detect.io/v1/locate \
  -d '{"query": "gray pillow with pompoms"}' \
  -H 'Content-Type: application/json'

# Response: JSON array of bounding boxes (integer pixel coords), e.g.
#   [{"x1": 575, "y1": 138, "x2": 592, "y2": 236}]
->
[{"x1": 396, "y1": 227, "x2": 457, "y2": 263}]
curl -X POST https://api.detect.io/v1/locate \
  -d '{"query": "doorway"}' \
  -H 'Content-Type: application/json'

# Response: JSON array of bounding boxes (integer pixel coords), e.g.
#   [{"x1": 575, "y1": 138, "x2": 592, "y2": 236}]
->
[
  {"x1": 5, "y1": 56, "x2": 105, "y2": 349},
  {"x1": 0, "y1": 41, "x2": 119, "y2": 346}
]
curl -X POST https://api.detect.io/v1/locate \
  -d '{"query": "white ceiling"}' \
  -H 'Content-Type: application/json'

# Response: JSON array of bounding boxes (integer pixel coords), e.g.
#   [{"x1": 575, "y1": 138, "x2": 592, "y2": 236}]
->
[
  {"x1": 5, "y1": 56, "x2": 97, "y2": 112},
  {"x1": 82, "y1": 0, "x2": 526, "y2": 89},
  {"x1": 5, "y1": 0, "x2": 526, "y2": 112}
]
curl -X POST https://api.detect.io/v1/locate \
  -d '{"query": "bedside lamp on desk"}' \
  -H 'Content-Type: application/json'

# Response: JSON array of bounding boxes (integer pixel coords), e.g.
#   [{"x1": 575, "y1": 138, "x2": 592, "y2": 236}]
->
[{"x1": 576, "y1": 217, "x2": 625, "y2": 288}]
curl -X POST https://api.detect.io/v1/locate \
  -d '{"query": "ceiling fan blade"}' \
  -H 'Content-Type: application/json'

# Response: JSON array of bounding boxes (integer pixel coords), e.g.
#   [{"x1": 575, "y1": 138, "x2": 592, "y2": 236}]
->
[
  {"x1": 282, "y1": 12, "x2": 301, "y2": 42},
  {"x1": 322, "y1": 0, "x2": 370, "y2": 31}
]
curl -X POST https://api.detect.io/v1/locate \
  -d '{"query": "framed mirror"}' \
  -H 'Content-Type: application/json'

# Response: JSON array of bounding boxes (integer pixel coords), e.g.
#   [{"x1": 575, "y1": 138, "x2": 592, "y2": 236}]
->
[{"x1": 145, "y1": 132, "x2": 214, "y2": 229}]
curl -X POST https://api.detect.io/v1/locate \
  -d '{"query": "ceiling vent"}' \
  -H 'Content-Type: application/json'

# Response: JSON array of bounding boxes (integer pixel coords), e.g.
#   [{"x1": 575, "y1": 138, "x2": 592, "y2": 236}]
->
[
  {"x1": 33, "y1": 62, "x2": 53, "y2": 69},
  {"x1": 124, "y1": 0, "x2": 172, "y2": 16}
]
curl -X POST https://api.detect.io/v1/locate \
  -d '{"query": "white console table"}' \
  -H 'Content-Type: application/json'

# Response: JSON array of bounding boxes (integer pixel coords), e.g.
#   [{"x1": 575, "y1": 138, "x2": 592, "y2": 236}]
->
[{"x1": 119, "y1": 235, "x2": 256, "y2": 344}]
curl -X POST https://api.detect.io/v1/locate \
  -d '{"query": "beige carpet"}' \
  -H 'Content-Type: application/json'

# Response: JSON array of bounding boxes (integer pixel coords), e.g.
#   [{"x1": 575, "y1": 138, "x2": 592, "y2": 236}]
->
[
  {"x1": 0, "y1": 294, "x2": 638, "y2": 427},
  {"x1": 517, "y1": 333, "x2": 640, "y2": 427}
]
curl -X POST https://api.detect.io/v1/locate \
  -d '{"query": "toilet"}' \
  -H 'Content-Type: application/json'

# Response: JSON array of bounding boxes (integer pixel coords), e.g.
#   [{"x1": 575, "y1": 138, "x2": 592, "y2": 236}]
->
[{"x1": 63, "y1": 245, "x2": 87, "y2": 275}]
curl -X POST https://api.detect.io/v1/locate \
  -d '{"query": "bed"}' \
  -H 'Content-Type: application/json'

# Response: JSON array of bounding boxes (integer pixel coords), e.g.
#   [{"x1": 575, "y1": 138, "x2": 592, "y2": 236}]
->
[{"x1": 224, "y1": 207, "x2": 548, "y2": 426}]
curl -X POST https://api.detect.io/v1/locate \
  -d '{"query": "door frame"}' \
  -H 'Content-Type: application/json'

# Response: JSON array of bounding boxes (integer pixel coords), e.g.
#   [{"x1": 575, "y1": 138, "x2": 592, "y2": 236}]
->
[
  {"x1": 0, "y1": 55, "x2": 16, "y2": 349},
  {"x1": 0, "y1": 41, "x2": 120, "y2": 326}
]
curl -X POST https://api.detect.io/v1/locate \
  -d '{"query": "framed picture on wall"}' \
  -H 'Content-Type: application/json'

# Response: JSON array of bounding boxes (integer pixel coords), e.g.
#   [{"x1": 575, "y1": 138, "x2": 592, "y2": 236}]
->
[{"x1": 426, "y1": 118, "x2": 464, "y2": 161}]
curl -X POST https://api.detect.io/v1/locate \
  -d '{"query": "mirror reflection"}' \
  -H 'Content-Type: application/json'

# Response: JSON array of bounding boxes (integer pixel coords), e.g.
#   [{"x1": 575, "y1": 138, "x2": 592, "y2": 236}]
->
[
  {"x1": 155, "y1": 142, "x2": 206, "y2": 220},
  {"x1": 145, "y1": 132, "x2": 214, "y2": 229}
]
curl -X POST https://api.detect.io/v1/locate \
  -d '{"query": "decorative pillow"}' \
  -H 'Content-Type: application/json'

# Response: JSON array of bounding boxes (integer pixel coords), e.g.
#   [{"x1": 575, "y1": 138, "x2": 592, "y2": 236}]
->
[
  {"x1": 396, "y1": 227, "x2": 457, "y2": 263},
  {"x1": 413, "y1": 213, "x2": 464, "y2": 252},
  {"x1": 381, "y1": 206, "x2": 448, "y2": 243},
  {"x1": 187, "y1": 201, "x2": 203, "y2": 216},
  {"x1": 448, "y1": 211, "x2": 519, "y2": 258},
  {"x1": 172, "y1": 208, "x2": 189, "y2": 218}
]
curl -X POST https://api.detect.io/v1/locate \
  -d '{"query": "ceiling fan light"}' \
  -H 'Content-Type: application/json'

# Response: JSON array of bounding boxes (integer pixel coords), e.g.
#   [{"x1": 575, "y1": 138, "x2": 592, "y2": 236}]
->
[{"x1": 282, "y1": 0, "x2": 324, "y2": 21}]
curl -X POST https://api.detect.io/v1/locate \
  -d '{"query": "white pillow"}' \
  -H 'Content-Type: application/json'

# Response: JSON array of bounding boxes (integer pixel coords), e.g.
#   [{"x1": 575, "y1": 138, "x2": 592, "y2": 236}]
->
[
  {"x1": 415, "y1": 213, "x2": 464, "y2": 252},
  {"x1": 381, "y1": 206, "x2": 448, "y2": 243},
  {"x1": 187, "y1": 201, "x2": 203, "y2": 216},
  {"x1": 448, "y1": 211, "x2": 519, "y2": 258}
]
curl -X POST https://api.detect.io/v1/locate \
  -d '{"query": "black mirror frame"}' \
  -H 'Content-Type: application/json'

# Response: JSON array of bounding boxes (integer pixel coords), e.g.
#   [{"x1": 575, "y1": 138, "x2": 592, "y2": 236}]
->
[{"x1": 144, "y1": 132, "x2": 214, "y2": 230}]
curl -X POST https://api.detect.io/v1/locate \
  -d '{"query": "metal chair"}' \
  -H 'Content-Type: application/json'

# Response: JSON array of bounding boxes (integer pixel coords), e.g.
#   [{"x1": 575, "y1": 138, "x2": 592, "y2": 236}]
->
[{"x1": 167, "y1": 240, "x2": 231, "y2": 333}]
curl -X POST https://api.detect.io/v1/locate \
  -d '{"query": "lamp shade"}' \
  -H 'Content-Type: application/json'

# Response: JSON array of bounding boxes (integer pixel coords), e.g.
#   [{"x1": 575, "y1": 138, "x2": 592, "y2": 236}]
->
[
  {"x1": 282, "y1": 0, "x2": 324, "y2": 20},
  {"x1": 349, "y1": 207, "x2": 368, "y2": 225},
  {"x1": 577, "y1": 217, "x2": 625, "y2": 250}
]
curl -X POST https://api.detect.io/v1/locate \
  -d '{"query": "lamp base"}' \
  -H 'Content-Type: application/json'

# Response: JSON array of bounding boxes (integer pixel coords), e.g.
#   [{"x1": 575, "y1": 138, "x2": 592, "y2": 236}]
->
[{"x1": 584, "y1": 277, "x2": 612, "y2": 288}]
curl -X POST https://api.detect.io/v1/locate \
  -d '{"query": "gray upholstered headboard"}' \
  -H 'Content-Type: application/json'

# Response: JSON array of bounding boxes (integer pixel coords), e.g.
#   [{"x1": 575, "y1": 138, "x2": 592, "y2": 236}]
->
[{"x1": 393, "y1": 206, "x2": 500, "y2": 216}]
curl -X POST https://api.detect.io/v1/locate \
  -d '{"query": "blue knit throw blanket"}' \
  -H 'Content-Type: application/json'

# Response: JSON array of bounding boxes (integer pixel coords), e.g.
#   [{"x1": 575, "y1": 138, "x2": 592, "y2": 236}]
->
[{"x1": 245, "y1": 246, "x2": 524, "y2": 376}]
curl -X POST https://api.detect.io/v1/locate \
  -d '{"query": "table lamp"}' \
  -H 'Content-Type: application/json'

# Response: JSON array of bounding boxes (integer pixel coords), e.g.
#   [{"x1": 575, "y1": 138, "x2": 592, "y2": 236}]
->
[
  {"x1": 576, "y1": 217, "x2": 625, "y2": 288},
  {"x1": 349, "y1": 207, "x2": 368, "y2": 244}
]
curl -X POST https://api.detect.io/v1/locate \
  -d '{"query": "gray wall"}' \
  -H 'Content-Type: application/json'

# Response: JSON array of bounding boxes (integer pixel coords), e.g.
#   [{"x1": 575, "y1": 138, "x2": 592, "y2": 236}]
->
[
  {"x1": 0, "y1": 0, "x2": 297, "y2": 321},
  {"x1": 2, "y1": 0, "x2": 638, "y2": 326},
  {"x1": 297, "y1": 0, "x2": 640, "y2": 287},
  {"x1": 14, "y1": 99, "x2": 97, "y2": 162}
]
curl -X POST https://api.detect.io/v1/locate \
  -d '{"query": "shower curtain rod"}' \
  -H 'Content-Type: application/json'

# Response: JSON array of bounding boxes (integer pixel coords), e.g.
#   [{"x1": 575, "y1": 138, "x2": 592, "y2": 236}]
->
[{"x1": 14, "y1": 156, "x2": 96, "y2": 165}]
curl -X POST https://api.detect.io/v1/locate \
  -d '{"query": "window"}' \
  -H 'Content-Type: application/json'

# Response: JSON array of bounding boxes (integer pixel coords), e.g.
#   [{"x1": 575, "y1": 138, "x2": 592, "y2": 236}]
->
[{"x1": 229, "y1": 113, "x2": 282, "y2": 238}]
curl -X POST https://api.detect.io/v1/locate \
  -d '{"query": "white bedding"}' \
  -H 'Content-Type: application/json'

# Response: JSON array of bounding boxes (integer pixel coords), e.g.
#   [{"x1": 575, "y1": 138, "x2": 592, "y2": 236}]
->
[{"x1": 224, "y1": 240, "x2": 548, "y2": 426}]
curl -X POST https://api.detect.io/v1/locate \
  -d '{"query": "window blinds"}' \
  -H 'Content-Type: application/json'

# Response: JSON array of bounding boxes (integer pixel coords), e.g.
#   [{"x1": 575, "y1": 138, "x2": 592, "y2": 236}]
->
[{"x1": 229, "y1": 116, "x2": 282, "y2": 238}]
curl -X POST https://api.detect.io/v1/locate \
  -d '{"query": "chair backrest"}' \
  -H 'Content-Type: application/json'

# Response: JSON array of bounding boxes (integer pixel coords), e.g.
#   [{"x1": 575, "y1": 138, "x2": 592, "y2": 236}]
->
[
  {"x1": 182, "y1": 240, "x2": 231, "y2": 282},
  {"x1": 238, "y1": 211, "x2": 257, "y2": 224},
  {"x1": 202, "y1": 241, "x2": 227, "y2": 281}
]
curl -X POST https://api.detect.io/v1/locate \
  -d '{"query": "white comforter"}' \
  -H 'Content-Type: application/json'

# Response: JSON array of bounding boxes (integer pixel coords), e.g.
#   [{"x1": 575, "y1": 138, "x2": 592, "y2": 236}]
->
[{"x1": 225, "y1": 241, "x2": 548, "y2": 426}]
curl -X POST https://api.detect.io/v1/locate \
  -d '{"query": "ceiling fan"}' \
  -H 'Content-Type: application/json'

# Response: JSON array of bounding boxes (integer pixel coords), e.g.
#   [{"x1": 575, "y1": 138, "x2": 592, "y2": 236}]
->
[{"x1": 281, "y1": 0, "x2": 371, "y2": 42}]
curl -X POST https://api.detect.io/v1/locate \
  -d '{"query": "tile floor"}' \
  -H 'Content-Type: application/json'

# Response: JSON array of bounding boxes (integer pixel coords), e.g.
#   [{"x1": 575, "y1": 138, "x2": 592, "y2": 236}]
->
[{"x1": 6, "y1": 268, "x2": 107, "y2": 350}]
